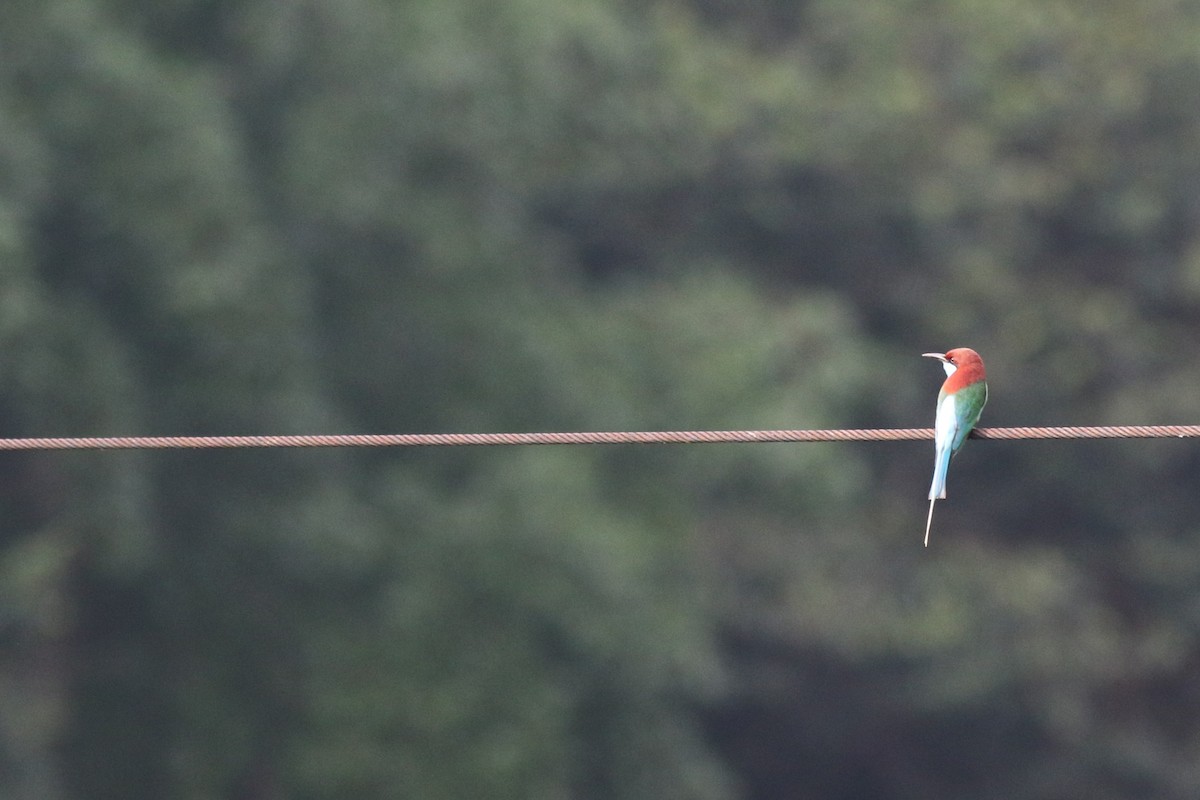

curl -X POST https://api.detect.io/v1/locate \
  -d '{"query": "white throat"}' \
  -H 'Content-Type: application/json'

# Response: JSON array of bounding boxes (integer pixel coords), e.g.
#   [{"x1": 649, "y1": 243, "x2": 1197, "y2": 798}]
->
[{"x1": 941, "y1": 361, "x2": 957, "y2": 378}]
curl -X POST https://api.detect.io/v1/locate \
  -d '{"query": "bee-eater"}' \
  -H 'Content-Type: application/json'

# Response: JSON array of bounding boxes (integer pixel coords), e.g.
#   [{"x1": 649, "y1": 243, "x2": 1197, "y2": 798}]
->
[{"x1": 922, "y1": 347, "x2": 988, "y2": 546}]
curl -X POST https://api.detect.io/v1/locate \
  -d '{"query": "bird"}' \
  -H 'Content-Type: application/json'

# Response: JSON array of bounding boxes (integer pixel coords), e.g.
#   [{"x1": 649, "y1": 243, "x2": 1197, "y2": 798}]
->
[{"x1": 922, "y1": 347, "x2": 988, "y2": 546}]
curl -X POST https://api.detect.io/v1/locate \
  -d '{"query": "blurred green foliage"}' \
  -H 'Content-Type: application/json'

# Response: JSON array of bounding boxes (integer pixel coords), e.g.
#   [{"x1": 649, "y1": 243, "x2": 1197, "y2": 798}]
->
[{"x1": 1, "y1": 0, "x2": 1200, "y2": 798}]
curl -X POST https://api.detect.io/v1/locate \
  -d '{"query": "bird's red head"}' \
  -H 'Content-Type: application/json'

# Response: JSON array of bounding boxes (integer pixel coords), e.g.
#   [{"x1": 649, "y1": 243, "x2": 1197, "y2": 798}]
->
[
  {"x1": 943, "y1": 348, "x2": 984, "y2": 374},
  {"x1": 930, "y1": 347, "x2": 986, "y2": 390}
]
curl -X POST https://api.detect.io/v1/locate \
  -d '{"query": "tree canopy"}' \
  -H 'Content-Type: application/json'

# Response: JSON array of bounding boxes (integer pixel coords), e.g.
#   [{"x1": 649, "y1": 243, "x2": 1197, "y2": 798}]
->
[{"x1": 2, "y1": 0, "x2": 1200, "y2": 798}]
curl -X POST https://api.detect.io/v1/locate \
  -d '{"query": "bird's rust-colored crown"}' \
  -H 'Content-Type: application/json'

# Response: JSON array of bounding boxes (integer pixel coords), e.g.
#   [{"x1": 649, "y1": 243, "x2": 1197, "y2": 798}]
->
[{"x1": 941, "y1": 347, "x2": 986, "y2": 393}]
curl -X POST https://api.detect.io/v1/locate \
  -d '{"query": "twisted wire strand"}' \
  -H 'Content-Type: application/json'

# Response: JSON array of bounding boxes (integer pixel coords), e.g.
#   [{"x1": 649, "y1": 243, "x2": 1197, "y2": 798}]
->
[{"x1": 0, "y1": 425, "x2": 1196, "y2": 451}]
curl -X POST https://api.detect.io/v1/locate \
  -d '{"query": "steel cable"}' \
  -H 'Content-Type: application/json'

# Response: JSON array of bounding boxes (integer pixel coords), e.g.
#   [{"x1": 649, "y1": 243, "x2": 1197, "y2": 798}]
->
[{"x1": 0, "y1": 425, "x2": 1196, "y2": 450}]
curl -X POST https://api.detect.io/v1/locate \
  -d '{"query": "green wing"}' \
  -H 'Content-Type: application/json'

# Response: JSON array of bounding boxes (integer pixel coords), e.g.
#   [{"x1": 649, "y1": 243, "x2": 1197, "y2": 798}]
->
[{"x1": 950, "y1": 380, "x2": 988, "y2": 454}]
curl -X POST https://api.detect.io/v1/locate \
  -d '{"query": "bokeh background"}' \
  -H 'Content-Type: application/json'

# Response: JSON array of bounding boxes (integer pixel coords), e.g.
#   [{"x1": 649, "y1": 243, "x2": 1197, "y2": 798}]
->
[{"x1": 3, "y1": 1, "x2": 1200, "y2": 798}]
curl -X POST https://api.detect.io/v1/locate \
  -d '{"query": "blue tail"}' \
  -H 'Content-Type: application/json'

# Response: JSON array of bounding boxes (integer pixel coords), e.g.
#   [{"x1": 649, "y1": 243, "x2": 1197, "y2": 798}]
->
[{"x1": 928, "y1": 445, "x2": 951, "y2": 500}]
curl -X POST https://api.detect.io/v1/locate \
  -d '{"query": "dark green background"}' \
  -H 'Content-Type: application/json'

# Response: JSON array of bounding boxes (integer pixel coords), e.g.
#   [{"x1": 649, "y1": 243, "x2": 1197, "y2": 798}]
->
[{"x1": 2, "y1": 1, "x2": 1200, "y2": 797}]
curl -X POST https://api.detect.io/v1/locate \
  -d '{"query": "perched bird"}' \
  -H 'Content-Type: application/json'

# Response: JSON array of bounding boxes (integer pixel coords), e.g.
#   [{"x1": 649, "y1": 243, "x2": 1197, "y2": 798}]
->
[{"x1": 922, "y1": 347, "x2": 988, "y2": 546}]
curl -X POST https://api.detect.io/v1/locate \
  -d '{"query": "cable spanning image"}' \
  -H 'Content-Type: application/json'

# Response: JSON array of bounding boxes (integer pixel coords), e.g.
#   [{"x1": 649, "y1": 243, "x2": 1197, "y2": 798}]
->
[{"x1": 0, "y1": 425, "x2": 1196, "y2": 450}]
